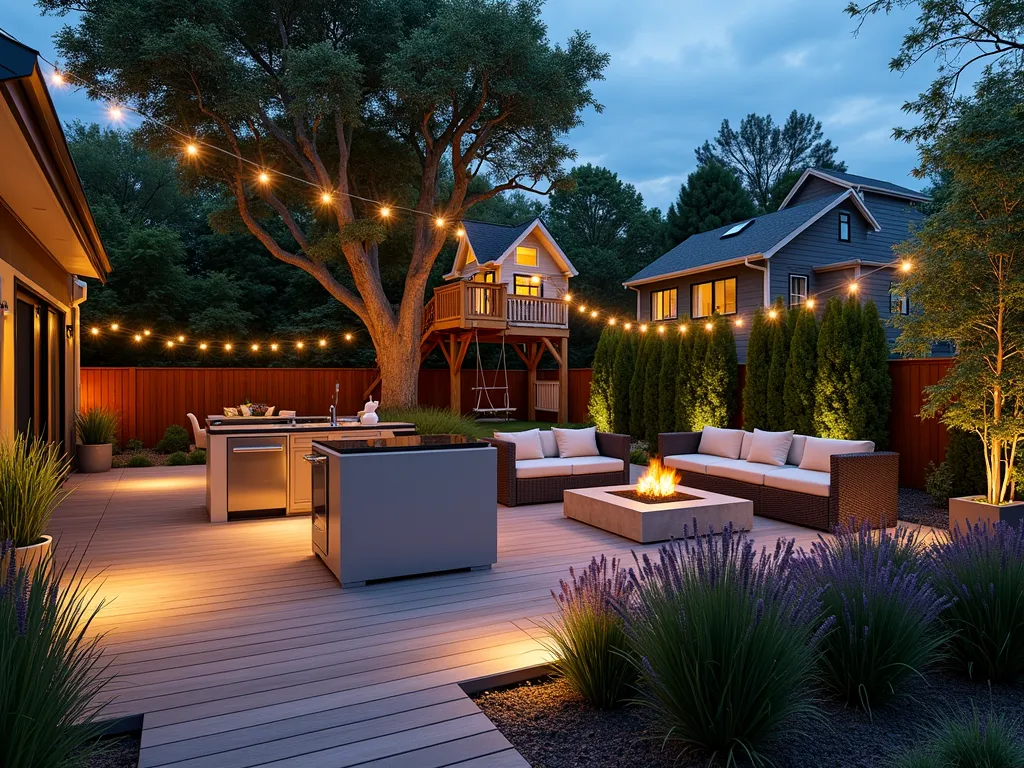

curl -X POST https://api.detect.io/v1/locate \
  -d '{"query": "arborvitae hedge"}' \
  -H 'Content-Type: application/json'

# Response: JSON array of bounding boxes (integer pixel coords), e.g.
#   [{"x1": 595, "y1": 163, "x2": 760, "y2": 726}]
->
[
  {"x1": 587, "y1": 325, "x2": 619, "y2": 432},
  {"x1": 743, "y1": 307, "x2": 770, "y2": 430},
  {"x1": 691, "y1": 316, "x2": 737, "y2": 429},
  {"x1": 783, "y1": 306, "x2": 818, "y2": 437},
  {"x1": 675, "y1": 324, "x2": 695, "y2": 431},
  {"x1": 859, "y1": 300, "x2": 891, "y2": 448},
  {"x1": 659, "y1": 329, "x2": 679, "y2": 434},
  {"x1": 629, "y1": 333, "x2": 649, "y2": 439},
  {"x1": 643, "y1": 332, "x2": 664, "y2": 447},
  {"x1": 611, "y1": 330, "x2": 637, "y2": 435},
  {"x1": 815, "y1": 297, "x2": 863, "y2": 439},
  {"x1": 765, "y1": 297, "x2": 791, "y2": 431}
]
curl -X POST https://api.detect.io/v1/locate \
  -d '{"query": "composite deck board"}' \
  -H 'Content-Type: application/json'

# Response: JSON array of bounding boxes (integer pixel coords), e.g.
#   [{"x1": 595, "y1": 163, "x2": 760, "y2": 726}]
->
[{"x1": 48, "y1": 465, "x2": 925, "y2": 767}]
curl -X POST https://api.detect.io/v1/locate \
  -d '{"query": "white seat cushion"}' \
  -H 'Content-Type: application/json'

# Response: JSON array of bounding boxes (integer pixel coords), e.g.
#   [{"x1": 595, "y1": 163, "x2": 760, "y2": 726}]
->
[
  {"x1": 707, "y1": 458, "x2": 789, "y2": 486},
  {"x1": 798, "y1": 437, "x2": 875, "y2": 473},
  {"x1": 539, "y1": 430, "x2": 559, "y2": 458},
  {"x1": 664, "y1": 454, "x2": 732, "y2": 475},
  {"x1": 764, "y1": 467, "x2": 832, "y2": 497},
  {"x1": 747, "y1": 429, "x2": 795, "y2": 467},
  {"x1": 552, "y1": 426, "x2": 601, "y2": 458},
  {"x1": 515, "y1": 458, "x2": 576, "y2": 479},
  {"x1": 494, "y1": 429, "x2": 545, "y2": 461},
  {"x1": 697, "y1": 427, "x2": 746, "y2": 459},
  {"x1": 569, "y1": 456, "x2": 625, "y2": 476}
]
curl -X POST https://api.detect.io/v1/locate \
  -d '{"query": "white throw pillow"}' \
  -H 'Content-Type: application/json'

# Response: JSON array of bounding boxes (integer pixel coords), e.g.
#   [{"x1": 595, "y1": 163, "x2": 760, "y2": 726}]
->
[
  {"x1": 539, "y1": 430, "x2": 559, "y2": 458},
  {"x1": 494, "y1": 429, "x2": 545, "y2": 460},
  {"x1": 739, "y1": 431, "x2": 754, "y2": 459},
  {"x1": 747, "y1": 429, "x2": 795, "y2": 467},
  {"x1": 697, "y1": 427, "x2": 746, "y2": 459},
  {"x1": 787, "y1": 435, "x2": 808, "y2": 466},
  {"x1": 552, "y1": 426, "x2": 601, "y2": 458},
  {"x1": 798, "y1": 436, "x2": 875, "y2": 473}
]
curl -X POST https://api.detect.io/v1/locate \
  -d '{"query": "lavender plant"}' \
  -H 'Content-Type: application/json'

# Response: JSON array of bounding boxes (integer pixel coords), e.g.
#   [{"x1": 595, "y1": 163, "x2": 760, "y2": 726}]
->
[
  {"x1": 0, "y1": 540, "x2": 112, "y2": 766},
  {"x1": 803, "y1": 524, "x2": 950, "y2": 715},
  {"x1": 543, "y1": 555, "x2": 635, "y2": 708},
  {"x1": 929, "y1": 521, "x2": 1024, "y2": 682},
  {"x1": 616, "y1": 523, "x2": 832, "y2": 765}
]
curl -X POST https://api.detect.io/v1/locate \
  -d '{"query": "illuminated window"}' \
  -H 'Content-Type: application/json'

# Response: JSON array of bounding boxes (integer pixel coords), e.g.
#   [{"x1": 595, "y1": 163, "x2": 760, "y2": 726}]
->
[
  {"x1": 890, "y1": 282, "x2": 909, "y2": 315},
  {"x1": 472, "y1": 271, "x2": 495, "y2": 283},
  {"x1": 838, "y1": 211, "x2": 851, "y2": 242},
  {"x1": 466, "y1": 248, "x2": 476, "y2": 264},
  {"x1": 651, "y1": 288, "x2": 677, "y2": 321},
  {"x1": 691, "y1": 277, "x2": 737, "y2": 318},
  {"x1": 515, "y1": 246, "x2": 538, "y2": 266},
  {"x1": 514, "y1": 275, "x2": 541, "y2": 297},
  {"x1": 789, "y1": 274, "x2": 808, "y2": 307}
]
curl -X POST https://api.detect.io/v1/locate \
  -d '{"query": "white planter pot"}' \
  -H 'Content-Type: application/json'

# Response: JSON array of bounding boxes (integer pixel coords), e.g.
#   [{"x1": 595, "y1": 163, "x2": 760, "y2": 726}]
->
[
  {"x1": 949, "y1": 495, "x2": 1024, "y2": 533},
  {"x1": 1, "y1": 534, "x2": 53, "y2": 578},
  {"x1": 77, "y1": 443, "x2": 113, "y2": 473}
]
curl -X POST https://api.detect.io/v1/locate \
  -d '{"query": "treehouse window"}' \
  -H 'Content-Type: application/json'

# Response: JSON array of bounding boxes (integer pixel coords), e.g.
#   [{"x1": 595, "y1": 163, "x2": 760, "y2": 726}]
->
[
  {"x1": 515, "y1": 246, "x2": 538, "y2": 266},
  {"x1": 514, "y1": 274, "x2": 541, "y2": 297}
]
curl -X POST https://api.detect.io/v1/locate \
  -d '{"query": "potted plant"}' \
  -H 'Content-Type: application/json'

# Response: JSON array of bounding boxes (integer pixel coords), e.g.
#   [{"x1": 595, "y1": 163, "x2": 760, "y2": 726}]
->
[
  {"x1": 74, "y1": 407, "x2": 119, "y2": 473},
  {"x1": 0, "y1": 432, "x2": 72, "y2": 574},
  {"x1": 892, "y1": 71, "x2": 1024, "y2": 531}
]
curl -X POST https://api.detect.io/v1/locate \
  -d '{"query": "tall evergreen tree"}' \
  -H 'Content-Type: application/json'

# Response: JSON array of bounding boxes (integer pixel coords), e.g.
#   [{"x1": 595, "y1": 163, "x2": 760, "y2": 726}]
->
[
  {"x1": 630, "y1": 333, "x2": 650, "y2": 439},
  {"x1": 766, "y1": 298, "x2": 791, "y2": 430},
  {"x1": 692, "y1": 316, "x2": 738, "y2": 429},
  {"x1": 783, "y1": 307, "x2": 818, "y2": 436},
  {"x1": 676, "y1": 323, "x2": 695, "y2": 431},
  {"x1": 644, "y1": 332, "x2": 665, "y2": 447},
  {"x1": 859, "y1": 300, "x2": 892, "y2": 449},
  {"x1": 665, "y1": 162, "x2": 756, "y2": 248},
  {"x1": 612, "y1": 330, "x2": 637, "y2": 435},
  {"x1": 843, "y1": 296, "x2": 868, "y2": 440},
  {"x1": 743, "y1": 307, "x2": 771, "y2": 430},
  {"x1": 688, "y1": 324, "x2": 711, "y2": 428},
  {"x1": 588, "y1": 325, "x2": 619, "y2": 432},
  {"x1": 659, "y1": 329, "x2": 680, "y2": 433},
  {"x1": 814, "y1": 297, "x2": 858, "y2": 439}
]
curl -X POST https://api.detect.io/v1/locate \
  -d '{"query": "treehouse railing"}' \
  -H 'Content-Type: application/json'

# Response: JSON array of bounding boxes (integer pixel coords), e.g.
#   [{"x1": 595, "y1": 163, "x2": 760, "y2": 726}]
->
[
  {"x1": 507, "y1": 295, "x2": 568, "y2": 326},
  {"x1": 423, "y1": 282, "x2": 568, "y2": 331}
]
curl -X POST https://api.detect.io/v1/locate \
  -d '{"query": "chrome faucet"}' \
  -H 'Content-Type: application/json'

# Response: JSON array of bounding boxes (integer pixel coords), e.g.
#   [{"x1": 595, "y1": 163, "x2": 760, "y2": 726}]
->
[
  {"x1": 330, "y1": 382, "x2": 340, "y2": 426},
  {"x1": 329, "y1": 404, "x2": 337, "y2": 426}
]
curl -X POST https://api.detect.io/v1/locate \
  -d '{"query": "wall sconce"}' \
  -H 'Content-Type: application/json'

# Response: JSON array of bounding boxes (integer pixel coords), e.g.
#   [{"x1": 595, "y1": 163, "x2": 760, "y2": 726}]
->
[
  {"x1": 66, "y1": 324, "x2": 75, "y2": 340},
  {"x1": 0, "y1": 300, "x2": 8, "y2": 318}
]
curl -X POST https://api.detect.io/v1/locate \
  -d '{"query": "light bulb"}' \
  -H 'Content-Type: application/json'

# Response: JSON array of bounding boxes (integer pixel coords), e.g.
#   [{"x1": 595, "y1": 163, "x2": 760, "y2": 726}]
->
[
  {"x1": 608, "y1": 318, "x2": 617, "y2": 325},
  {"x1": 455, "y1": 227, "x2": 465, "y2": 237},
  {"x1": 318, "y1": 338, "x2": 327, "y2": 347},
  {"x1": 296, "y1": 341, "x2": 305, "y2": 350},
  {"x1": 143, "y1": 329, "x2": 151, "y2": 336},
  {"x1": 50, "y1": 70, "x2": 65, "y2": 87},
  {"x1": 680, "y1": 325, "x2": 688, "y2": 333},
  {"x1": 133, "y1": 334, "x2": 142, "y2": 342},
  {"x1": 224, "y1": 343, "x2": 233, "y2": 352},
  {"x1": 166, "y1": 340, "x2": 174, "y2": 348},
  {"x1": 199, "y1": 342, "x2": 208, "y2": 350},
  {"x1": 108, "y1": 104, "x2": 124, "y2": 121},
  {"x1": 270, "y1": 343, "x2": 279, "y2": 352},
  {"x1": 734, "y1": 318, "x2": 743, "y2": 327},
  {"x1": 435, "y1": 217, "x2": 445, "y2": 228},
  {"x1": 705, "y1": 322, "x2": 714, "y2": 331},
  {"x1": 258, "y1": 171, "x2": 270, "y2": 184},
  {"x1": 320, "y1": 190, "x2": 332, "y2": 204},
  {"x1": 185, "y1": 143, "x2": 198, "y2": 157},
  {"x1": 90, "y1": 327, "x2": 99, "y2": 335},
  {"x1": 578, "y1": 305, "x2": 586, "y2": 314},
  {"x1": 591, "y1": 310, "x2": 598, "y2": 318},
  {"x1": 849, "y1": 282, "x2": 859, "y2": 293},
  {"x1": 563, "y1": 294, "x2": 572, "y2": 302},
  {"x1": 901, "y1": 261, "x2": 913, "y2": 273},
  {"x1": 658, "y1": 325, "x2": 665, "y2": 334},
  {"x1": 624, "y1": 323, "x2": 632, "y2": 331},
  {"x1": 768, "y1": 309, "x2": 778, "y2": 320},
  {"x1": 640, "y1": 324, "x2": 648, "y2": 333},
  {"x1": 110, "y1": 323, "x2": 119, "y2": 331},
  {"x1": 344, "y1": 333, "x2": 353, "y2": 341},
  {"x1": 177, "y1": 334, "x2": 185, "y2": 343},
  {"x1": 806, "y1": 298, "x2": 816, "y2": 309},
  {"x1": 531, "y1": 275, "x2": 541, "y2": 284},
  {"x1": 379, "y1": 206, "x2": 391, "y2": 218}
]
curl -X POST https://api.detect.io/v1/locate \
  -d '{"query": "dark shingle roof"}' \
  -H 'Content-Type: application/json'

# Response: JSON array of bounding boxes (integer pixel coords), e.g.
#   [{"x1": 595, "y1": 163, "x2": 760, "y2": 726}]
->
[
  {"x1": 810, "y1": 169, "x2": 930, "y2": 201},
  {"x1": 625, "y1": 192, "x2": 847, "y2": 285},
  {"x1": 462, "y1": 219, "x2": 535, "y2": 263}
]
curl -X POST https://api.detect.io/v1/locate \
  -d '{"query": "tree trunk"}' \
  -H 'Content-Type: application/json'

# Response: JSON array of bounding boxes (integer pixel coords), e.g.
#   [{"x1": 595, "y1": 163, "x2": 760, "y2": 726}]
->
[{"x1": 375, "y1": 327, "x2": 420, "y2": 408}]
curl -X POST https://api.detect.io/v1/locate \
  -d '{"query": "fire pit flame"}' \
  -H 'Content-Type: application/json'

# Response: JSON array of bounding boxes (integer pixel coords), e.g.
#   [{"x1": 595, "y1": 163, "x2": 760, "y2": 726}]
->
[{"x1": 635, "y1": 458, "x2": 679, "y2": 500}]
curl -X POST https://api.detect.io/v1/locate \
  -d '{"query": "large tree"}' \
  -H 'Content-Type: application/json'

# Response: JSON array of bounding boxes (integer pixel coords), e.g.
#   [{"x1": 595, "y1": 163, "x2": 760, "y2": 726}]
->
[
  {"x1": 696, "y1": 111, "x2": 845, "y2": 211},
  {"x1": 665, "y1": 161, "x2": 755, "y2": 248},
  {"x1": 45, "y1": 0, "x2": 608, "y2": 405}
]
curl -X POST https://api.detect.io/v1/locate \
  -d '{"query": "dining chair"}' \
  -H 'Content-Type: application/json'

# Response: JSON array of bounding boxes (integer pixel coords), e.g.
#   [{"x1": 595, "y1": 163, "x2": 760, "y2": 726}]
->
[{"x1": 186, "y1": 412, "x2": 208, "y2": 450}]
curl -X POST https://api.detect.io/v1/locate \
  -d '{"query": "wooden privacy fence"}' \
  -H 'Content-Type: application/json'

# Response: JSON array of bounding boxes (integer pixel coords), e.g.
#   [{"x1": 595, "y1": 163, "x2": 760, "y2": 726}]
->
[{"x1": 80, "y1": 360, "x2": 948, "y2": 489}]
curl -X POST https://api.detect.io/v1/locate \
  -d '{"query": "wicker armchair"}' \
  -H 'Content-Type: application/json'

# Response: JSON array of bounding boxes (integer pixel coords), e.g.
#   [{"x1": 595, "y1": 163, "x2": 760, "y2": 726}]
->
[
  {"x1": 484, "y1": 432, "x2": 631, "y2": 507},
  {"x1": 658, "y1": 431, "x2": 898, "y2": 531}
]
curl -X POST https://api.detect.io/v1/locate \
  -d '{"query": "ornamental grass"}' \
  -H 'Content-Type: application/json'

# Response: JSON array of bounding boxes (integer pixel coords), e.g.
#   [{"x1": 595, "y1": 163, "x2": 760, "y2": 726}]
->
[
  {"x1": 617, "y1": 523, "x2": 832, "y2": 766},
  {"x1": 890, "y1": 707, "x2": 1024, "y2": 768},
  {"x1": 929, "y1": 521, "x2": 1024, "y2": 683},
  {"x1": 377, "y1": 407, "x2": 478, "y2": 438},
  {"x1": 73, "y1": 407, "x2": 119, "y2": 446},
  {"x1": 0, "y1": 432, "x2": 72, "y2": 548},
  {"x1": 803, "y1": 523, "x2": 950, "y2": 715},
  {"x1": 543, "y1": 555, "x2": 635, "y2": 708}
]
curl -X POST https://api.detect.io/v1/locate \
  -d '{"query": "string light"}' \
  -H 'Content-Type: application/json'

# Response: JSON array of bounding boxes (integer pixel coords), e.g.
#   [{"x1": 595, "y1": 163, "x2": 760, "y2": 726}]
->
[
  {"x1": 90, "y1": 327, "x2": 99, "y2": 336},
  {"x1": 680, "y1": 324, "x2": 688, "y2": 333},
  {"x1": 563, "y1": 294, "x2": 572, "y2": 302},
  {"x1": 166, "y1": 340, "x2": 174, "y2": 348},
  {"x1": 705, "y1": 321, "x2": 714, "y2": 331},
  {"x1": 806, "y1": 298, "x2": 816, "y2": 309},
  {"x1": 199, "y1": 342, "x2": 208, "y2": 350},
  {"x1": 734, "y1": 318, "x2": 744, "y2": 327},
  {"x1": 608, "y1": 318, "x2": 617, "y2": 326},
  {"x1": 657, "y1": 325, "x2": 666, "y2": 334},
  {"x1": 185, "y1": 142, "x2": 198, "y2": 157},
  {"x1": 224, "y1": 343, "x2": 233, "y2": 352},
  {"x1": 531, "y1": 275, "x2": 541, "y2": 285},
  {"x1": 143, "y1": 329, "x2": 151, "y2": 337},
  {"x1": 455, "y1": 227, "x2": 465, "y2": 237},
  {"x1": 251, "y1": 343, "x2": 260, "y2": 352},
  {"x1": 318, "y1": 338, "x2": 327, "y2": 347},
  {"x1": 49, "y1": 70, "x2": 65, "y2": 87},
  {"x1": 901, "y1": 261, "x2": 913, "y2": 273},
  {"x1": 177, "y1": 334, "x2": 185, "y2": 343},
  {"x1": 344, "y1": 333, "x2": 353, "y2": 341},
  {"x1": 624, "y1": 323, "x2": 632, "y2": 330},
  {"x1": 590, "y1": 310, "x2": 598, "y2": 318},
  {"x1": 379, "y1": 206, "x2": 391, "y2": 218},
  {"x1": 270, "y1": 343, "x2": 279, "y2": 352},
  {"x1": 849, "y1": 282, "x2": 859, "y2": 293},
  {"x1": 110, "y1": 323, "x2": 119, "y2": 331},
  {"x1": 134, "y1": 334, "x2": 142, "y2": 342},
  {"x1": 320, "y1": 190, "x2": 333, "y2": 204},
  {"x1": 435, "y1": 217, "x2": 445, "y2": 228},
  {"x1": 768, "y1": 309, "x2": 778, "y2": 320},
  {"x1": 296, "y1": 341, "x2": 305, "y2": 350},
  {"x1": 258, "y1": 171, "x2": 270, "y2": 184},
  {"x1": 107, "y1": 104, "x2": 124, "y2": 121},
  {"x1": 640, "y1": 324, "x2": 648, "y2": 333}
]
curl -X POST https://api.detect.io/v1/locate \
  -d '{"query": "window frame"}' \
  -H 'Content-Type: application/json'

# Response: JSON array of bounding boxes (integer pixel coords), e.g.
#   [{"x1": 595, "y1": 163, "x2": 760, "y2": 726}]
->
[
  {"x1": 890, "y1": 281, "x2": 909, "y2": 315},
  {"x1": 514, "y1": 245, "x2": 538, "y2": 266},
  {"x1": 789, "y1": 274, "x2": 809, "y2": 308},
  {"x1": 690, "y1": 277, "x2": 737, "y2": 318},
  {"x1": 513, "y1": 273, "x2": 542, "y2": 298},
  {"x1": 650, "y1": 288, "x2": 678, "y2": 321},
  {"x1": 838, "y1": 211, "x2": 851, "y2": 242}
]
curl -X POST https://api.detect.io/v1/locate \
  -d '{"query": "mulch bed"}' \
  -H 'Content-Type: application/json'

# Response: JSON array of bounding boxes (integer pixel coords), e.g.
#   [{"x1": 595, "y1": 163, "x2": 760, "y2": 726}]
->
[
  {"x1": 898, "y1": 487, "x2": 949, "y2": 530},
  {"x1": 83, "y1": 732, "x2": 141, "y2": 768},
  {"x1": 474, "y1": 674, "x2": 1024, "y2": 768},
  {"x1": 111, "y1": 449, "x2": 171, "y2": 468}
]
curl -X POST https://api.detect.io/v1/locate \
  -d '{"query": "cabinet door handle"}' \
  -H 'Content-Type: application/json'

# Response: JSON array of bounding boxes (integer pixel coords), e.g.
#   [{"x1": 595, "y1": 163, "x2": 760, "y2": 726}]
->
[{"x1": 303, "y1": 454, "x2": 327, "y2": 464}]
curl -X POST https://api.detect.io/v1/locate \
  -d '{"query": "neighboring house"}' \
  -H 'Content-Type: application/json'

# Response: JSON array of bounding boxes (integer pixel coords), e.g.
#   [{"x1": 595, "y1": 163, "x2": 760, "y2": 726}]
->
[
  {"x1": 623, "y1": 168, "x2": 930, "y2": 361},
  {"x1": 0, "y1": 33, "x2": 111, "y2": 446}
]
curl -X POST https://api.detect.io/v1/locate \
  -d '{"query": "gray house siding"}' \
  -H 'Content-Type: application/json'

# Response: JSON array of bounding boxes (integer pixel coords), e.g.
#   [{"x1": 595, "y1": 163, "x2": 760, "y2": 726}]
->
[{"x1": 634, "y1": 263, "x2": 764, "y2": 361}]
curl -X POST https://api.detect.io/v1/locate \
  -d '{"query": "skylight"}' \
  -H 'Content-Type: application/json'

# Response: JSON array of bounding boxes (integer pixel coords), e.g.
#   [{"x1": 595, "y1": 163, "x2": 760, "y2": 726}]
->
[{"x1": 720, "y1": 219, "x2": 755, "y2": 239}]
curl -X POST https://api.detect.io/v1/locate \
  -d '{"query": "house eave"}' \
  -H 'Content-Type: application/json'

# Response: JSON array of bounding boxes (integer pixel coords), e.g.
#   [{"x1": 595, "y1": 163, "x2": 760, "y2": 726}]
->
[
  {"x1": 812, "y1": 259, "x2": 892, "y2": 274},
  {"x1": 623, "y1": 254, "x2": 766, "y2": 288}
]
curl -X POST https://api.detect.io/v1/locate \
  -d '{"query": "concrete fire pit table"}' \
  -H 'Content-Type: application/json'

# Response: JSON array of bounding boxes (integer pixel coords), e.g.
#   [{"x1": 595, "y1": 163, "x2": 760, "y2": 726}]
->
[{"x1": 563, "y1": 484, "x2": 754, "y2": 543}]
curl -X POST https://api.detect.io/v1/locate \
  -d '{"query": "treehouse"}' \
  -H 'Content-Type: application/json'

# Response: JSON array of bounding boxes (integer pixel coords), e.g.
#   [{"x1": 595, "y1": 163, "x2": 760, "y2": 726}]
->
[{"x1": 422, "y1": 218, "x2": 577, "y2": 422}]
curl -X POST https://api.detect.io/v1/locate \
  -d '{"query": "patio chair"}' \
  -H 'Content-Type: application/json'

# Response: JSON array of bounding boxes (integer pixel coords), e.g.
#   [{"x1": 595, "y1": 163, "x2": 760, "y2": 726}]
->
[{"x1": 186, "y1": 412, "x2": 208, "y2": 450}]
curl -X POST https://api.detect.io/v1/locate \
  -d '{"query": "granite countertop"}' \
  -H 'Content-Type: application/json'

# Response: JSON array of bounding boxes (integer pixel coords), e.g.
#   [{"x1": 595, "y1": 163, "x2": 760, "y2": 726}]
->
[
  {"x1": 313, "y1": 434, "x2": 488, "y2": 454},
  {"x1": 207, "y1": 421, "x2": 415, "y2": 435}
]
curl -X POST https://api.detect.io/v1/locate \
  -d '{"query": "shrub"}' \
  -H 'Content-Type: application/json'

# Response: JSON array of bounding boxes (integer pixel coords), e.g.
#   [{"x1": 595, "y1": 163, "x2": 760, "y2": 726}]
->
[
  {"x1": 643, "y1": 333, "x2": 663, "y2": 448},
  {"x1": 766, "y1": 298, "x2": 790, "y2": 431},
  {"x1": 930, "y1": 521, "x2": 1024, "y2": 683},
  {"x1": 611, "y1": 330, "x2": 637, "y2": 435},
  {"x1": 675, "y1": 324, "x2": 695, "y2": 431},
  {"x1": 859, "y1": 300, "x2": 892, "y2": 449},
  {"x1": 186, "y1": 449, "x2": 207, "y2": 465},
  {"x1": 658, "y1": 329, "x2": 679, "y2": 434},
  {"x1": 927, "y1": 429, "x2": 988, "y2": 503},
  {"x1": 166, "y1": 452, "x2": 189, "y2": 466},
  {"x1": 783, "y1": 306, "x2": 818, "y2": 437},
  {"x1": 542, "y1": 555, "x2": 635, "y2": 708},
  {"x1": 691, "y1": 315, "x2": 737, "y2": 430},
  {"x1": 73, "y1": 407, "x2": 119, "y2": 446},
  {"x1": 743, "y1": 307, "x2": 770, "y2": 431},
  {"x1": 803, "y1": 524, "x2": 949, "y2": 714},
  {"x1": 588, "y1": 326, "x2": 619, "y2": 433},
  {"x1": 0, "y1": 433, "x2": 72, "y2": 548},
  {"x1": 155, "y1": 424, "x2": 191, "y2": 454},
  {"x1": 629, "y1": 442, "x2": 649, "y2": 466},
  {"x1": 629, "y1": 334, "x2": 650, "y2": 439},
  {"x1": 126, "y1": 455, "x2": 153, "y2": 468},
  {"x1": 125, "y1": 438, "x2": 144, "y2": 452},
  {"x1": 378, "y1": 407, "x2": 477, "y2": 437},
  {"x1": 890, "y1": 708, "x2": 1024, "y2": 768},
  {"x1": 815, "y1": 297, "x2": 861, "y2": 439},
  {"x1": 0, "y1": 543, "x2": 111, "y2": 767},
  {"x1": 618, "y1": 525, "x2": 830, "y2": 764}
]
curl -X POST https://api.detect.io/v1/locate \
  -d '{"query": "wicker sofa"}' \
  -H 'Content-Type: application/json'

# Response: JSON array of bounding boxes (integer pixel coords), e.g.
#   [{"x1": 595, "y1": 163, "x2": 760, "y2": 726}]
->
[
  {"x1": 484, "y1": 431, "x2": 631, "y2": 507},
  {"x1": 658, "y1": 430, "x2": 898, "y2": 531}
]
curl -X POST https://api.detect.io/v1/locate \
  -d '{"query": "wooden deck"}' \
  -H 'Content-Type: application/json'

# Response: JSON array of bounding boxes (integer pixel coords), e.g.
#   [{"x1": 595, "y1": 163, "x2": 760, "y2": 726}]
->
[{"x1": 49, "y1": 465, "x2": 921, "y2": 767}]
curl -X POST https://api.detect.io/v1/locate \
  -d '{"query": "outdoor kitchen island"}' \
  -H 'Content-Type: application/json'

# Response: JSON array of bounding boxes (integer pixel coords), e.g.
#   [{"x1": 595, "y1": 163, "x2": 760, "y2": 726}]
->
[{"x1": 308, "y1": 435, "x2": 497, "y2": 587}]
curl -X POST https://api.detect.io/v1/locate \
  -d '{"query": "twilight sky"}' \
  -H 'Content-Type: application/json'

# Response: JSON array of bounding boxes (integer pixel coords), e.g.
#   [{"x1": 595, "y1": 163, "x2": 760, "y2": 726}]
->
[{"x1": 4, "y1": 0, "x2": 935, "y2": 213}]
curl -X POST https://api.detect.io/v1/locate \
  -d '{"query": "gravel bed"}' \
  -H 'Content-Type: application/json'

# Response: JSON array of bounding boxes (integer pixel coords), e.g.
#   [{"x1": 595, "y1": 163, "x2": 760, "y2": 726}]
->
[
  {"x1": 898, "y1": 487, "x2": 949, "y2": 530},
  {"x1": 474, "y1": 674, "x2": 1024, "y2": 768},
  {"x1": 83, "y1": 732, "x2": 141, "y2": 768}
]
